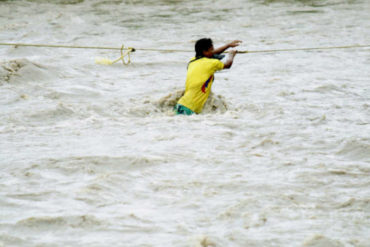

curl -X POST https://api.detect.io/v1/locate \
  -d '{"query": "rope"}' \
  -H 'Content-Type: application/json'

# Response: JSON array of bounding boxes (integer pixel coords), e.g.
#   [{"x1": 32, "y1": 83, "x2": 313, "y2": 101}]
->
[
  {"x1": 0, "y1": 42, "x2": 136, "y2": 51},
  {"x1": 0, "y1": 42, "x2": 369, "y2": 65},
  {"x1": 234, "y1": 44, "x2": 370, "y2": 54},
  {"x1": 120, "y1": 44, "x2": 132, "y2": 65},
  {"x1": 2, "y1": 42, "x2": 369, "y2": 53}
]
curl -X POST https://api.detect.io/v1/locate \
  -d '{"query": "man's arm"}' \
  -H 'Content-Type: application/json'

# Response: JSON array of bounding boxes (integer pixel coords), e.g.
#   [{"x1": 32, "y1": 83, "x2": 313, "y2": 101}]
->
[
  {"x1": 213, "y1": 40, "x2": 242, "y2": 54},
  {"x1": 223, "y1": 50, "x2": 237, "y2": 69}
]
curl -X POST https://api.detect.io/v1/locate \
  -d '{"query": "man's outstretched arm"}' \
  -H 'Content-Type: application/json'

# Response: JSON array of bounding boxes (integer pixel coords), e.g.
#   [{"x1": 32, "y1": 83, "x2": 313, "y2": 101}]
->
[{"x1": 213, "y1": 40, "x2": 242, "y2": 54}]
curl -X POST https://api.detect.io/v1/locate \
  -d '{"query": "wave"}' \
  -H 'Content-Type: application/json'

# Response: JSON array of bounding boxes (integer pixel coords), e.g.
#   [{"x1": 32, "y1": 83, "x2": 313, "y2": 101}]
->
[
  {"x1": 303, "y1": 235, "x2": 344, "y2": 247},
  {"x1": 0, "y1": 59, "x2": 56, "y2": 85},
  {"x1": 336, "y1": 138, "x2": 370, "y2": 161},
  {"x1": 16, "y1": 214, "x2": 102, "y2": 228},
  {"x1": 44, "y1": 155, "x2": 167, "y2": 175},
  {"x1": 155, "y1": 89, "x2": 228, "y2": 114},
  {"x1": 26, "y1": 0, "x2": 84, "y2": 4}
]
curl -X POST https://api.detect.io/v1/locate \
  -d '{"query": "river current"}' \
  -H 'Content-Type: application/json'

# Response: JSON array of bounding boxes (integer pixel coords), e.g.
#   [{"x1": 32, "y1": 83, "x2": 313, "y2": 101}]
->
[{"x1": 0, "y1": 0, "x2": 369, "y2": 246}]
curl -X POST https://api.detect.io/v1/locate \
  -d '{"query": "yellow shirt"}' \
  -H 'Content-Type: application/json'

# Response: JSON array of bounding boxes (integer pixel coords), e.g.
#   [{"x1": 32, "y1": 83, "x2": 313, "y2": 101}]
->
[{"x1": 177, "y1": 57, "x2": 224, "y2": 113}]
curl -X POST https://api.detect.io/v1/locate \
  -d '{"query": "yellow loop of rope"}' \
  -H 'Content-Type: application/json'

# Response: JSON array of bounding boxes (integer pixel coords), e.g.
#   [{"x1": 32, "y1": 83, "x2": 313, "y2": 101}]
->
[
  {"x1": 119, "y1": 44, "x2": 132, "y2": 65},
  {"x1": 94, "y1": 44, "x2": 134, "y2": 65}
]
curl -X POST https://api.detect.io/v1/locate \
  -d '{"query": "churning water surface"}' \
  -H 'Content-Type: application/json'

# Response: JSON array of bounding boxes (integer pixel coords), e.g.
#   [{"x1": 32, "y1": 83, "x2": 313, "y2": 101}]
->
[{"x1": 0, "y1": 0, "x2": 369, "y2": 246}]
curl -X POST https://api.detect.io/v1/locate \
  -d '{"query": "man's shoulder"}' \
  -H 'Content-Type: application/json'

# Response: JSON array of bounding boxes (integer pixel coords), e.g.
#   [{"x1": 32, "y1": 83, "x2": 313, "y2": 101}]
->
[
  {"x1": 189, "y1": 57, "x2": 221, "y2": 64},
  {"x1": 188, "y1": 57, "x2": 224, "y2": 72}
]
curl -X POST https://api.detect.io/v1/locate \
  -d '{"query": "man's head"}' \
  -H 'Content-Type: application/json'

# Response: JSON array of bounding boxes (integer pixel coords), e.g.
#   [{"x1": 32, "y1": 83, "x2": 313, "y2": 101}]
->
[{"x1": 195, "y1": 38, "x2": 214, "y2": 58}]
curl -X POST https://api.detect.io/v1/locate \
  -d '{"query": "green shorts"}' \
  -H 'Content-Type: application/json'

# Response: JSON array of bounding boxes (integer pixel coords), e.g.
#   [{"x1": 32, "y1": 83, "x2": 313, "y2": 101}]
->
[{"x1": 174, "y1": 104, "x2": 195, "y2": 115}]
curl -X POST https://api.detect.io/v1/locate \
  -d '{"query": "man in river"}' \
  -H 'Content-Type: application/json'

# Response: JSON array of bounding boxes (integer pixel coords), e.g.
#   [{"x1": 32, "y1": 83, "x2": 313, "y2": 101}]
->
[{"x1": 175, "y1": 38, "x2": 241, "y2": 115}]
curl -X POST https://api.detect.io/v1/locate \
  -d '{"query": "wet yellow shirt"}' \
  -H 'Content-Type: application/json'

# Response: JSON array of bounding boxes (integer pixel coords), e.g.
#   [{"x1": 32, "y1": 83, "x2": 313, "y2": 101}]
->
[{"x1": 177, "y1": 57, "x2": 224, "y2": 113}]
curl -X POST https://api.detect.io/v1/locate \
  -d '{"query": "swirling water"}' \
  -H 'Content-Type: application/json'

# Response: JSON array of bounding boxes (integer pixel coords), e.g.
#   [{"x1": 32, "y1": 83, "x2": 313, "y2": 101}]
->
[{"x1": 0, "y1": 0, "x2": 369, "y2": 246}]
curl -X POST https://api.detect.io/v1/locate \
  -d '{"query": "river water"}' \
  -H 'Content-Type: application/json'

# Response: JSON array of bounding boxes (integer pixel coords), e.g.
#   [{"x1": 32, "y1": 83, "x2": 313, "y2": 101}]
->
[{"x1": 0, "y1": 0, "x2": 369, "y2": 246}]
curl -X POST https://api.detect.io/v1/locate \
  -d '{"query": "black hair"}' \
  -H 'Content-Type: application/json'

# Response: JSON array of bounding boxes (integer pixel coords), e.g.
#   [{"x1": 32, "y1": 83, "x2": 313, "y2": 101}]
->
[{"x1": 195, "y1": 38, "x2": 213, "y2": 57}]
